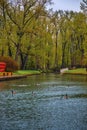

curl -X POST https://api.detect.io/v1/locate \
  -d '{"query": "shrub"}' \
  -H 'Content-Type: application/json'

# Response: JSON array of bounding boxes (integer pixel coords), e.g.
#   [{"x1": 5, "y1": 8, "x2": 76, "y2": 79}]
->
[{"x1": 0, "y1": 56, "x2": 19, "y2": 72}]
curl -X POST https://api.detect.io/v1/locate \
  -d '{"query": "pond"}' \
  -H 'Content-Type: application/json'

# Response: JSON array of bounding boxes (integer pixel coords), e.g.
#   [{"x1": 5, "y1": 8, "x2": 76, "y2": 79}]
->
[{"x1": 0, "y1": 74, "x2": 87, "y2": 130}]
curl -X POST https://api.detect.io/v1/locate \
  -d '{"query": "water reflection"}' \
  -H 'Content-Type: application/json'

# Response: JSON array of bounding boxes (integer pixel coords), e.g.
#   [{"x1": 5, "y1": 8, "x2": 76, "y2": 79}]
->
[{"x1": 0, "y1": 74, "x2": 87, "y2": 130}]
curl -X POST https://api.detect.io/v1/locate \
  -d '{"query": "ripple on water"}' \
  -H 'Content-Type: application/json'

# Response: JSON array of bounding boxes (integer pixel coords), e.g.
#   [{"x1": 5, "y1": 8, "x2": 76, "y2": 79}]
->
[{"x1": 0, "y1": 74, "x2": 87, "y2": 130}]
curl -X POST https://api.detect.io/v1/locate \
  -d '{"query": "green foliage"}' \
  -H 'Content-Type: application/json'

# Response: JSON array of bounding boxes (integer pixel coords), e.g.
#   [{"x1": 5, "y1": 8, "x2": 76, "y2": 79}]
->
[
  {"x1": 0, "y1": 0, "x2": 87, "y2": 71},
  {"x1": 0, "y1": 56, "x2": 19, "y2": 72}
]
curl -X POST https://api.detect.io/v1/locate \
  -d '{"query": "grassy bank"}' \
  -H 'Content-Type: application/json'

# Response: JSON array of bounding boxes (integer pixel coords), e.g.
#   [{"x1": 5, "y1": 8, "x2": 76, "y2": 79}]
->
[
  {"x1": 64, "y1": 68, "x2": 87, "y2": 75},
  {"x1": 13, "y1": 70, "x2": 41, "y2": 75}
]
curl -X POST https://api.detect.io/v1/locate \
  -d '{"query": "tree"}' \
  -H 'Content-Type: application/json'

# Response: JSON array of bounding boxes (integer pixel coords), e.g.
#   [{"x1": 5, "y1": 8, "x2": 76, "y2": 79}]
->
[
  {"x1": 0, "y1": 0, "x2": 8, "y2": 56},
  {"x1": 50, "y1": 10, "x2": 63, "y2": 71},
  {"x1": 2, "y1": 0, "x2": 52, "y2": 69},
  {"x1": 70, "y1": 12, "x2": 86, "y2": 67},
  {"x1": 80, "y1": 0, "x2": 87, "y2": 14}
]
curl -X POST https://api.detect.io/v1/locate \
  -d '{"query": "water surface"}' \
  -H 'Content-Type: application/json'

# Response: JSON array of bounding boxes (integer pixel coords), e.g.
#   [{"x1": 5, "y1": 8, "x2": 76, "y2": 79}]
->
[{"x1": 0, "y1": 74, "x2": 87, "y2": 130}]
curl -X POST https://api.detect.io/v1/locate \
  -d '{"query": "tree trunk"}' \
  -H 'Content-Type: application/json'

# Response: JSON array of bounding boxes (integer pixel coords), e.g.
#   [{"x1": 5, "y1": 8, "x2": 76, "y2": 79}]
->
[
  {"x1": 20, "y1": 53, "x2": 29, "y2": 70},
  {"x1": 61, "y1": 42, "x2": 66, "y2": 68},
  {"x1": 8, "y1": 43, "x2": 13, "y2": 57},
  {"x1": 54, "y1": 31, "x2": 58, "y2": 68}
]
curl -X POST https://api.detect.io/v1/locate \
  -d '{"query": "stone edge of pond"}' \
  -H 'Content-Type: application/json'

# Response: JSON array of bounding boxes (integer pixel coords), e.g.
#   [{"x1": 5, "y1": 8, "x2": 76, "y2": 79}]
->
[
  {"x1": 0, "y1": 75, "x2": 27, "y2": 82},
  {"x1": 0, "y1": 73, "x2": 41, "y2": 82}
]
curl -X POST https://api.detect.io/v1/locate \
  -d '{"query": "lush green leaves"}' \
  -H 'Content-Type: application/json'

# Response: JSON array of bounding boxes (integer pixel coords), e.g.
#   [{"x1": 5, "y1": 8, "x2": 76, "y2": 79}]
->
[{"x1": 0, "y1": 0, "x2": 87, "y2": 71}]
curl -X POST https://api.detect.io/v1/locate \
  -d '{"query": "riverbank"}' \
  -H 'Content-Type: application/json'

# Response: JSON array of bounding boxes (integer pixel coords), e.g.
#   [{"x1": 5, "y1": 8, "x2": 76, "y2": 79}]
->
[
  {"x1": 63, "y1": 68, "x2": 87, "y2": 75},
  {"x1": 0, "y1": 68, "x2": 87, "y2": 82},
  {"x1": 0, "y1": 75, "x2": 27, "y2": 81},
  {"x1": 0, "y1": 70, "x2": 41, "y2": 81}
]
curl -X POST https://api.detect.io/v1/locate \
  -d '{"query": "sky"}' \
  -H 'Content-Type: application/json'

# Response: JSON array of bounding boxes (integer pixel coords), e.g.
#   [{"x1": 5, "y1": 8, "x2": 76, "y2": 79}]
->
[{"x1": 47, "y1": 0, "x2": 82, "y2": 12}]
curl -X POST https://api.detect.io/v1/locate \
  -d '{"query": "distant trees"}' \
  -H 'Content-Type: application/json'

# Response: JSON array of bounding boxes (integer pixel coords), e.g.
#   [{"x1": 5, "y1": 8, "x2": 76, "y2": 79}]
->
[
  {"x1": 0, "y1": 0, "x2": 87, "y2": 71},
  {"x1": 80, "y1": 0, "x2": 87, "y2": 14},
  {"x1": 80, "y1": 0, "x2": 87, "y2": 70},
  {"x1": 50, "y1": 9, "x2": 87, "y2": 70}
]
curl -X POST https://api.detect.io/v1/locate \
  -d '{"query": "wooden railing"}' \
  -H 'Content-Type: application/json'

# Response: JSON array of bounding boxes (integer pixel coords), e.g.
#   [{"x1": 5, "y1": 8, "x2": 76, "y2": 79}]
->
[{"x1": 0, "y1": 72, "x2": 12, "y2": 76}]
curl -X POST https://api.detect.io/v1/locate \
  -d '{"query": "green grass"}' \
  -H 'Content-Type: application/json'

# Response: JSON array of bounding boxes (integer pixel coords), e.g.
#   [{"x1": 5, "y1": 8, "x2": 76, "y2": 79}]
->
[
  {"x1": 64, "y1": 68, "x2": 87, "y2": 74},
  {"x1": 13, "y1": 70, "x2": 41, "y2": 75},
  {"x1": 13, "y1": 68, "x2": 87, "y2": 75}
]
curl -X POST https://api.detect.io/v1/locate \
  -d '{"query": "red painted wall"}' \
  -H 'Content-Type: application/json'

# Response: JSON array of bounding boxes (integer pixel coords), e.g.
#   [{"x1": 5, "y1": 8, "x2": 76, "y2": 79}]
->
[{"x1": 0, "y1": 62, "x2": 6, "y2": 72}]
